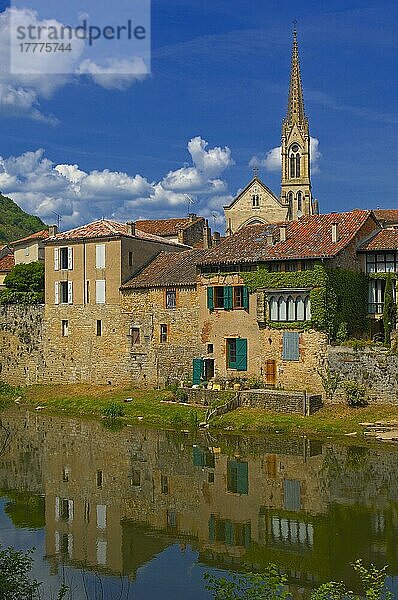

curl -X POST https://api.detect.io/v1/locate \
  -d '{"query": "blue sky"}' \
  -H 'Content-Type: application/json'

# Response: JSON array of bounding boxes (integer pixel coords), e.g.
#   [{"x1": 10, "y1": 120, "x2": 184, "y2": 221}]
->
[{"x1": 0, "y1": 0, "x2": 397, "y2": 232}]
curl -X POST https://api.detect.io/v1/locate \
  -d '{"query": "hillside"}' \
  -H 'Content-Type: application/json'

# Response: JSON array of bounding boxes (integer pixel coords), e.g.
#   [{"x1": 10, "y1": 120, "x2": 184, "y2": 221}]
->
[{"x1": 0, "y1": 193, "x2": 46, "y2": 244}]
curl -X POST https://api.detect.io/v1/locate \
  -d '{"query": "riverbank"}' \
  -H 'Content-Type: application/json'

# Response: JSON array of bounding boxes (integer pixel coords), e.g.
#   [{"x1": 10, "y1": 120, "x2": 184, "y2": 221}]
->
[{"x1": 2, "y1": 383, "x2": 398, "y2": 439}]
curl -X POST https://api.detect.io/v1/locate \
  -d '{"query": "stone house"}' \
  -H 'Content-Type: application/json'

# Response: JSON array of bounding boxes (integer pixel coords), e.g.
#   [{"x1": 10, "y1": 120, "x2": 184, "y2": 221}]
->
[
  {"x1": 42, "y1": 218, "x2": 188, "y2": 384},
  {"x1": 10, "y1": 229, "x2": 49, "y2": 264},
  {"x1": 194, "y1": 209, "x2": 381, "y2": 392}
]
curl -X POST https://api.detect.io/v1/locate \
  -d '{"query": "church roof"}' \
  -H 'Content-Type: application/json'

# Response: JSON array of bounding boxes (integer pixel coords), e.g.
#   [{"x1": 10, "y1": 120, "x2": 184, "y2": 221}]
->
[
  {"x1": 286, "y1": 28, "x2": 306, "y2": 124},
  {"x1": 198, "y1": 210, "x2": 377, "y2": 265}
]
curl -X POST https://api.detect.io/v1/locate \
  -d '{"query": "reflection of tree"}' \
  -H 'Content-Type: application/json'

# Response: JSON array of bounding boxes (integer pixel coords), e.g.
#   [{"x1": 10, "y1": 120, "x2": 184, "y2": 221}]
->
[{"x1": 3, "y1": 492, "x2": 45, "y2": 530}]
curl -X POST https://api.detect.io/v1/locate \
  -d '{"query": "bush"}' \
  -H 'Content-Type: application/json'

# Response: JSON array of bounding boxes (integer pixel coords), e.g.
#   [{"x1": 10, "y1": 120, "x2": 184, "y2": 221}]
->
[
  {"x1": 0, "y1": 545, "x2": 41, "y2": 600},
  {"x1": 4, "y1": 262, "x2": 44, "y2": 293},
  {"x1": 175, "y1": 388, "x2": 188, "y2": 403},
  {"x1": 343, "y1": 380, "x2": 367, "y2": 407},
  {"x1": 102, "y1": 402, "x2": 125, "y2": 419}
]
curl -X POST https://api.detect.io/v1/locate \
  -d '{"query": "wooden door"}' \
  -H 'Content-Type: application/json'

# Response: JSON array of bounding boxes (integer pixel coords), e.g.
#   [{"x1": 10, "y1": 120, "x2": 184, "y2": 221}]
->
[{"x1": 265, "y1": 360, "x2": 276, "y2": 386}]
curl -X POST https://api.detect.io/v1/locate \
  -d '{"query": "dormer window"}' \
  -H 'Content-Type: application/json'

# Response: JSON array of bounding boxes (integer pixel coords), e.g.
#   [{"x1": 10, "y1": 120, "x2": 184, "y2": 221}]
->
[
  {"x1": 289, "y1": 143, "x2": 301, "y2": 178},
  {"x1": 252, "y1": 194, "x2": 260, "y2": 208}
]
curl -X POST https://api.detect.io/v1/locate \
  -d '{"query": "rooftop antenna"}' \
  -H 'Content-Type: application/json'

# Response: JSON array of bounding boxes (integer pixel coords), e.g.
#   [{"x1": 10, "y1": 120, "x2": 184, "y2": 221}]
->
[
  {"x1": 184, "y1": 194, "x2": 195, "y2": 216},
  {"x1": 51, "y1": 211, "x2": 62, "y2": 230}
]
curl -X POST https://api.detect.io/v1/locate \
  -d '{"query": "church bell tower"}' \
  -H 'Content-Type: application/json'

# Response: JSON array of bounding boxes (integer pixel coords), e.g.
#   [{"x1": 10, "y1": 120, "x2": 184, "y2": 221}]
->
[{"x1": 281, "y1": 27, "x2": 314, "y2": 219}]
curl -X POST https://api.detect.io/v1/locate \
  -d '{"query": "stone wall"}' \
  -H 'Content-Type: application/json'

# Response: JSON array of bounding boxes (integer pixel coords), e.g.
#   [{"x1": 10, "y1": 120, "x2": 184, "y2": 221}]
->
[
  {"x1": 328, "y1": 346, "x2": 398, "y2": 404},
  {"x1": 240, "y1": 389, "x2": 322, "y2": 415},
  {"x1": 0, "y1": 304, "x2": 44, "y2": 385}
]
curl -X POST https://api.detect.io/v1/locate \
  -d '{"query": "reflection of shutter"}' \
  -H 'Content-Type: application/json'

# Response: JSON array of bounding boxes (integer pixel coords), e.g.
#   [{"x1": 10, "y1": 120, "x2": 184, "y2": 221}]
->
[
  {"x1": 225, "y1": 520, "x2": 234, "y2": 545},
  {"x1": 192, "y1": 446, "x2": 204, "y2": 467},
  {"x1": 243, "y1": 286, "x2": 249, "y2": 310},
  {"x1": 244, "y1": 523, "x2": 251, "y2": 548},
  {"x1": 283, "y1": 332, "x2": 300, "y2": 361},
  {"x1": 54, "y1": 282, "x2": 59, "y2": 305},
  {"x1": 284, "y1": 479, "x2": 301, "y2": 511},
  {"x1": 192, "y1": 358, "x2": 204, "y2": 385},
  {"x1": 237, "y1": 461, "x2": 249, "y2": 495},
  {"x1": 236, "y1": 338, "x2": 247, "y2": 371},
  {"x1": 207, "y1": 287, "x2": 214, "y2": 311},
  {"x1": 68, "y1": 281, "x2": 73, "y2": 304},
  {"x1": 55, "y1": 496, "x2": 60, "y2": 520},
  {"x1": 224, "y1": 286, "x2": 233, "y2": 310},
  {"x1": 68, "y1": 247, "x2": 73, "y2": 270},
  {"x1": 68, "y1": 499, "x2": 74, "y2": 522},
  {"x1": 209, "y1": 515, "x2": 215, "y2": 542},
  {"x1": 54, "y1": 247, "x2": 59, "y2": 271}
]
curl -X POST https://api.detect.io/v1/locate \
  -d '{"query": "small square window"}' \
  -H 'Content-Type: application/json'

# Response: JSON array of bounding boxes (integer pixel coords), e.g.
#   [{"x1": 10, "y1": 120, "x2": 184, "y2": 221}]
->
[
  {"x1": 166, "y1": 289, "x2": 177, "y2": 309},
  {"x1": 96, "y1": 320, "x2": 102, "y2": 336},
  {"x1": 160, "y1": 324, "x2": 168, "y2": 343},
  {"x1": 62, "y1": 467, "x2": 69, "y2": 482},
  {"x1": 207, "y1": 343, "x2": 214, "y2": 354},
  {"x1": 61, "y1": 320, "x2": 68, "y2": 337},
  {"x1": 131, "y1": 327, "x2": 140, "y2": 345}
]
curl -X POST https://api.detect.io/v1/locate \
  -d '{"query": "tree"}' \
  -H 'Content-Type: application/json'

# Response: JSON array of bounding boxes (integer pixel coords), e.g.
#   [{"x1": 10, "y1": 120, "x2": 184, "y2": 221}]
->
[
  {"x1": 383, "y1": 274, "x2": 396, "y2": 347},
  {"x1": 4, "y1": 262, "x2": 44, "y2": 293},
  {"x1": 0, "y1": 546, "x2": 41, "y2": 600}
]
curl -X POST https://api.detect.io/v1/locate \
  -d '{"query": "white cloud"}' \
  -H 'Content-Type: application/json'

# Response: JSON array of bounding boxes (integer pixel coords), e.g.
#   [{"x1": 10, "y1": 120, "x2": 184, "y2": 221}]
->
[
  {"x1": 0, "y1": 7, "x2": 149, "y2": 121},
  {"x1": 249, "y1": 137, "x2": 322, "y2": 173},
  {"x1": 0, "y1": 136, "x2": 234, "y2": 229}
]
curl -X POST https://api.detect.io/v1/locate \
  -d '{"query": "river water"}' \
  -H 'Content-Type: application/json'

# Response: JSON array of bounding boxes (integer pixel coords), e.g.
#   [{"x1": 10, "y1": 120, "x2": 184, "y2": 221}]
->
[{"x1": 1, "y1": 407, "x2": 398, "y2": 599}]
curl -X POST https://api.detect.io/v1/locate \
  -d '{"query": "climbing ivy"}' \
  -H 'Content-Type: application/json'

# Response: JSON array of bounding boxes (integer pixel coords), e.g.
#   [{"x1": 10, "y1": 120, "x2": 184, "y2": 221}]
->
[{"x1": 241, "y1": 263, "x2": 369, "y2": 340}]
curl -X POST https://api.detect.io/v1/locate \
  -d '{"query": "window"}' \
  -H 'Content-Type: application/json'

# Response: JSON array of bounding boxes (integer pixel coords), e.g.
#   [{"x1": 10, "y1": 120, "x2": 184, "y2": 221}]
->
[
  {"x1": 96, "y1": 504, "x2": 106, "y2": 530},
  {"x1": 193, "y1": 446, "x2": 215, "y2": 468},
  {"x1": 96, "y1": 540, "x2": 107, "y2": 565},
  {"x1": 161, "y1": 474, "x2": 169, "y2": 494},
  {"x1": 166, "y1": 289, "x2": 177, "y2": 309},
  {"x1": 207, "y1": 343, "x2": 214, "y2": 354},
  {"x1": 167, "y1": 510, "x2": 176, "y2": 528},
  {"x1": 86, "y1": 281, "x2": 90, "y2": 303},
  {"x1": 227, "y1": 460, "x2": 248, "y2": 494},
  {"x1": 96, "y1": 470, "x2": 103, "y2": 488},
  {"x1": 95, "y1": 244, "x2": 105, "y2": 269},
  {"x1": 227, "y1": 338, "x2": 247, "y2": 370},
  {"x1": 60, "y1": 498, "x2": 73, "y2": 521},
  {"x1": 61, "y1": 320, "x2": 68, "y2": 337},
  {"x1": 284, "y1": 479, "x2": 301, "y2": 510},
  {"x1": 283, "y1": 332, "x2": 300, "y2": 361},
  {"x1": 289, "y1": 144, "x2": 301, "y2": 178},
  {"x1": 25, "y1": 246, "x2": 30, "y2": 256},
  {"x1": 84, "y1": 501, "x2": 90, "y2": 523},
  {"x1": 297, "y1": 191, "x2": 302, "y2": 212},
  {"x1": 59, "y1": 281, "x2": 72, "y2": 304},
  {"x1": 368, "y1": 279, "x2": 386, "y2": 314},
  {"x1": 95, "y1": 280, "x2": 106, "y2": 304},
  {"x1": 252, "y1": 194, "x2": 260, "y2": 208},
  {"x1": 207, "y1": 286, "x2": 249, "y2": 311},
  {"x1": 62, "y1": 467, "x2": 69, "y2": 482},
  {"x1": 271, "y1": 516, "x2": 313, "y2": 547},
  {"x1": 131, "y1": 469, "x2": 141, "y2": 486},
  {"x1": 131, "y1": 327, "x2": 140, "y2": 345},
  {"x1": 160, "y1": 324, "x2": 168, "y2": 343},
  {"x1": 268, "y1": 292, "x2": 311, "y2": 322},
  {"x1": 59, "y1": 247, "x2": 73, "y2": 270},
  {"x1": 96, "y1": 320, "x2": 102, "y2": 336},
  {"x1": 128, "y1": 251, "x2": 133, "y2": 267},
  {"x1": 209, "y1": 516, "x2": 251, "y2": 547},
  {"x1": 366, "y1": 252, "x2": 397, "y2": 274}
]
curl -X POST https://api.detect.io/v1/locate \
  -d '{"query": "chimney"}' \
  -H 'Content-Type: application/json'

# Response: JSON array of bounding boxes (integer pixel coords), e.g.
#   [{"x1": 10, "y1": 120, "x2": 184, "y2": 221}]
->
[
  {"x1": 48, "y1": 224, "x2": 58, "y2": 237},
  {"x1": 331, "y1": 222, "x2": 338, "y2": 243},
  {"x1": 212, "y1": 231, "x2": 221, "y2": 246},
  {"x1": 126, "y1": 221, "x2": 136, "y2": 236},
  {"x1": 202, "y1": 219, "x2": 212, "y2": 249},
  {"x1": 266, "y1": 233, "x2": 274, "y2": 246},
  {"x1": 188, "y1": 213, "x2": 197, "y2": 222},
  {"x1": 279, "y1": 224, "x2": 287, "y2": 243}
]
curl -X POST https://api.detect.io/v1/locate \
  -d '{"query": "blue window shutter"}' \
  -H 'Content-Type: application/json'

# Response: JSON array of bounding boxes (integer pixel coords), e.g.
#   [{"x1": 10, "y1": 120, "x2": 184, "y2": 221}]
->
[
  {"x1": 225, "y1": 520, "x2": 234, "y2": 545},
  {"x1": 192, "y1": 358, "x2": 204, "y2": 385},
  {"x1": 283, "y1": 332, "x2": 300, "y2": 361},
  {"x1": 284, "y1": 479, "x2": 301, "y2": 511},
  {"x1": 236, "y1": 338, "x2": 247, "y2": 371},
  {"x1": 207, "y1": 287, "x2": 214, "y2": 311},
  {"x1": 209, "y1": 515, "x2": 215, "y2": 542},
  {"x1": 243, "y1": 286, "x2": 249, "y2": 310},
  {"x1": 224, "y1": 286, "x2": 233, "y2": 310},
  {"x1": 193, "y1": 446, "x2": 204, "y2": 467},
  {"x1": 237, "y1": 461, "x2": 249, "y2": 495}
]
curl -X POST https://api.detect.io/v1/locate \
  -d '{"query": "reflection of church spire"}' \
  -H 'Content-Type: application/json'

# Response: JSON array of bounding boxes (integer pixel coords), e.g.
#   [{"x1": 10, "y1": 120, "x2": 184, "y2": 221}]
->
[{"x1": 286, "y1": 25, "x2": 306, "y2": 124}]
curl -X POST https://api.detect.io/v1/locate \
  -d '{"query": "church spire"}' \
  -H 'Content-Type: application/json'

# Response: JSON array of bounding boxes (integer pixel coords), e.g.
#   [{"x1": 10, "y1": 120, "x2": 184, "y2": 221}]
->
[{"x1": 286, "y1": 25, "x2": 306, "y2": 124}]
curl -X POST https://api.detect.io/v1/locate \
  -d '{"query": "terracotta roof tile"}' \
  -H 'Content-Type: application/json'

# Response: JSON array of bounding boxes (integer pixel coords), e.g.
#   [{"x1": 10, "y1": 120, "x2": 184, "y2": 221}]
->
[
  {"x1": 358, "y1": 229, "x2": 398, "y2": 251},
  {"x1": 374, "y1": 209, "x2": 398, "y2": 223},
  {"x1": 10, "y1": 229, "x2": 49, "y2": 246},
  {"x1": 135, "y1": 217, "x2": 204, "y2": 237},
  {"x1": 199, "y1": 210, "x2": 377, "y2": 265},
  {"x1": 46, "y1": 219, "x2": 186, "y2": 247},
  {"x1": 122, "y1": 249, "x2": 207, "y2": 289},
  {"x1": 0, "y1": 252, "x2": 14, "y2": 272}
]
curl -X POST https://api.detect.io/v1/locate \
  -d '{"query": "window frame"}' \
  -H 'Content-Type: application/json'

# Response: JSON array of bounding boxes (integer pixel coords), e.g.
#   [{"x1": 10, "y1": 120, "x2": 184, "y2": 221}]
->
[
  {"x1": 160, "y1": 323, "x2": 168, "y2": 343},
  {"x1": 165, "y1": 289, "x2": 177, "y2": 309},
  {"x1": 267, "y1": 290, "x2": 311, "y2": 322}
]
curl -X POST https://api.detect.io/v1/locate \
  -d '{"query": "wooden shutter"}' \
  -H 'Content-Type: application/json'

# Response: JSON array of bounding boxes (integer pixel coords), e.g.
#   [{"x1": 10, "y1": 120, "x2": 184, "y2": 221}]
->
[
  {"x1": 207, "y1": 287, "x2": 214, "y2": 312},
  {"x1": 67, "y1": 281, "x2": 73, "y2": 304},
  {"x1": 96, "y1": 280, "x2": 106, "y2": 304},
  {"x1": 224, "y1": 286, "x2": 233, "y2": 310},
  {"x1": 192, "y1": 446, "x2": 204, "y2": 467},
  {"x1": 67, "y1": 247, "x2": 73, "y2": 270},
  {"x1": 282, "y1": 332, "x2": 300, "y2": 361},
  {"x1": 192, "y1": 358, "x2": 204, "y2": 385},
  {"x1": 224, "y1": 520, "x2": 234, "y2": 545},
  {"x1": 208, "y1": 515, "x2": 215, "y2": 542},
  {"x1": 54, "y1": 247, "x2": 59, "y2": 271},
  {"x1": 235, "y1": 338, "x2": 247, "y2": 371},
  {"x1": 54, "y1": 282, "x2": 59, "y2": 305},
  {"x1": 237, "y1": 461, "x2": 249, "y2": 495},
  {"x1": 243, "y1": 286, "x2": 249, "y2": 310},
  {"x1": 96, "y1": 244, "x2": 105, "y2": 269}
]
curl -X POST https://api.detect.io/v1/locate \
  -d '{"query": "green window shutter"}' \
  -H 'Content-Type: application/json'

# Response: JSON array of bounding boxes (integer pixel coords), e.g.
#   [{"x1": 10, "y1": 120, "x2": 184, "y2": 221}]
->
[
  {"x1": 225, "y1": 520, "x2": 234, "y2": 545},
  {"x1": 209, "y1": 515, "x2": 215, "y2": 542},
  {"x1": 192, "y1": 358, "x2": 204, "y2": 385},
  {"x1": 237, "y1": 461, "x2": 249, "y2": 495},
  {"x1": 235, "y1": 338, "x2": 247, "y2": 371},
  {"x1": 207, "y1": 287, "x2": 214, "y2": 312},
  {"x1": 224, "y1": 286, "x2": 233, "y2": 310},
  {"x1": 282, "y1": 332, "x2": 300, "y2": 361},
  {"x1": 243, "y1": 286, "x2": 249, "y2": 311},
  {"x1": 193, "y1": 446, "x2": 204, "y2": 467}
]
